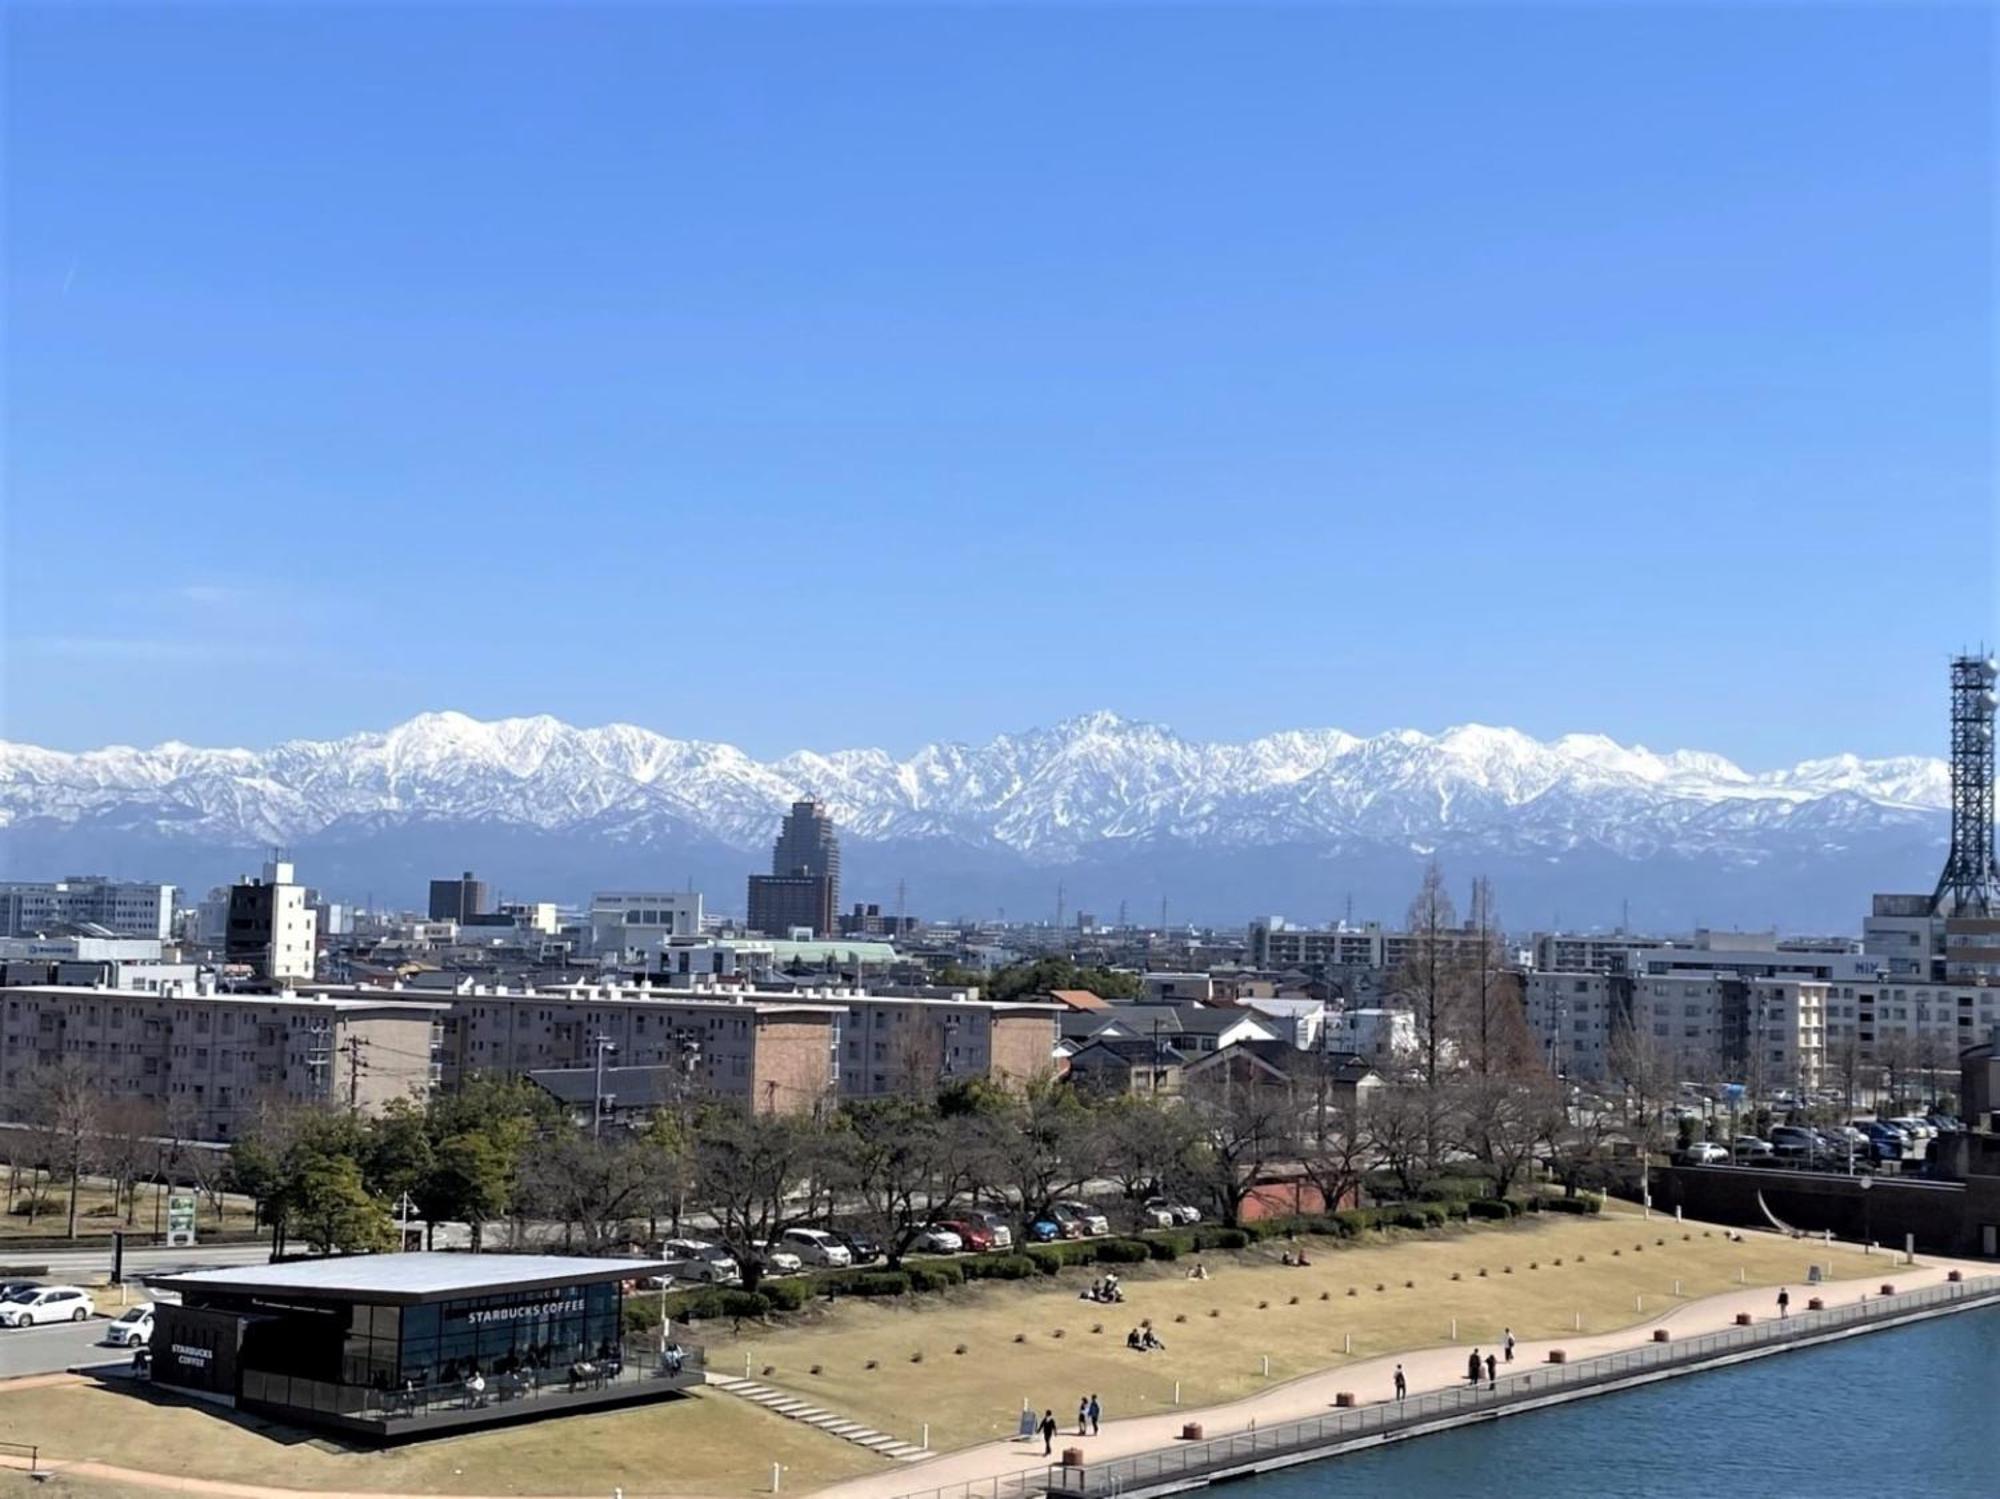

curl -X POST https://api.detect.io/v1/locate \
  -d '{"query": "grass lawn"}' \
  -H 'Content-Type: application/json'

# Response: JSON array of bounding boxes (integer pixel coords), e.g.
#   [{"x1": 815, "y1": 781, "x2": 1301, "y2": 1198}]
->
[
  {"x1": 0, "y1": 1181, "x2": 257, "y2": 1242},
  {"x1": 0, "y1": 1380, "x2": 885, "y2": 1497},
  {"x1": 710, "y1": 1211, "x2": 1878, "y2": 1451}
]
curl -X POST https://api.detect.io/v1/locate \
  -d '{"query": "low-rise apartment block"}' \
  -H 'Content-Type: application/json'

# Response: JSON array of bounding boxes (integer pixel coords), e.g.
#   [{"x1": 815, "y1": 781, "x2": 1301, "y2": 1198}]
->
[{"x1": 0, "y1": 983, "x2": 444, "y2": 1140}]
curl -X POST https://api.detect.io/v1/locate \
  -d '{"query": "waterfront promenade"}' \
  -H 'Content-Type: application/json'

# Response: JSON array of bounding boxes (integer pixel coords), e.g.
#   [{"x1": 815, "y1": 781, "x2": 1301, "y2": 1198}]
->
[{"x1": 810, "y1": 1251, "x2": 1988, "y2": 1499}]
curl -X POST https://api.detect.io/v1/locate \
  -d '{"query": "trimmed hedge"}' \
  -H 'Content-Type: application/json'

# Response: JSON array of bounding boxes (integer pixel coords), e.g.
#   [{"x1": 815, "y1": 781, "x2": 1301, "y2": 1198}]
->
[
  {"x1": 761, "y1": 1277, "x2": 813, "y2": 1311},
  {"x1": 1024, "y1": 1241, "x2": 1100, "y2": 1272},
  {"x1": 1467, "y1": 1198, "x2": 1516, "y2": 1221},
  {"x1": 1528, "y1": 1194, "x2": 1602, "y2": 1215},
  {"x1": 1093, "y1": 1237, "x2": 1154, "y2": 1265},
  {"x1": 1148, "y1": 1231, "x2": 1193, "y2": 1261},
  {"x1": 961, "y1": 1253, "x2": 1040, "y2": 1281},
  {"x1": 905, "y1": 1260, "x2": 965, "y2": 1293},
  {"x1": 663, "y1": 1288, "x2": 773, "y2": 1322}
]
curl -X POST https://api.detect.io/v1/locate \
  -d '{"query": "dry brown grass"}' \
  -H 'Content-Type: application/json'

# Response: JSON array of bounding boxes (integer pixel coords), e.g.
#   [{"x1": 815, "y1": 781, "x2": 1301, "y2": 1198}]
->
[
  {"x1": 709, "y1": 1211, "x2": 1874, "y2": 1450},
  {"x1": 0, "y1": 1379, "x2": 883, "y2": 1497}
]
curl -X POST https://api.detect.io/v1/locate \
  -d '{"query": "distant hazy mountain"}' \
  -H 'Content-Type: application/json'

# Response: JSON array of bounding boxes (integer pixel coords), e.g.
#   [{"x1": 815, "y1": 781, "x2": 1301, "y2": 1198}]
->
[{"x1": 0, "y1": 711, "x2": 1953, "y2": 931}]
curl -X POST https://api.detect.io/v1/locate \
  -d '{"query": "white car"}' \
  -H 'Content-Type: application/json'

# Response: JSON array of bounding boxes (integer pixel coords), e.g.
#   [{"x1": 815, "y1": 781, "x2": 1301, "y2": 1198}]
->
[
  {"x1": 1138, "y1": 1204, "x2": 1178, "y2": 1229},
  {"x1": 1680, "y1": 1142, "x2": 1729, "y2": 1166},
  {"x1": 104, "y1": 1303, "x2": 155, "y2": 1347},
  {"x1": 754, "y1": 1242, "x2": 805, "y2": 1276},
  {"x1": 1146, "y1": 1197, "x2": 1201, "y2": 1225},
  {"x1": 1055, "y1": 1201, "x2": 1111, "y2": 1237},
  {"x1": 912, "y1": 1226, "x2": 964, "y2": 1254},
  {"x1": 659, "y1": 1239, "x2": 740, "y2": 1285},
  {"x1": 779, "y1": 1228, "x2": 853, "y2": 1268},
  {"x1": 0, "y1": 1285, "x2": 94, "y2": 1327}
]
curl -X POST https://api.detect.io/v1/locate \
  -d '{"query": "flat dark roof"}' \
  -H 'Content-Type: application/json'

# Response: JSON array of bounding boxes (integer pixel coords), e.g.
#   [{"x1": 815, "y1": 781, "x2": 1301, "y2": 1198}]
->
[{"x1": 147, "y1": 1252, "x2": 665, "y2": 1304}]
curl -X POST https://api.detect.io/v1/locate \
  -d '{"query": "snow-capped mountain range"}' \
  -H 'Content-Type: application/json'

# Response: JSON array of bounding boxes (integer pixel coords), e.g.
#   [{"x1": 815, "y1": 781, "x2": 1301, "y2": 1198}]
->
[{"x1": 0, "y1": 711, "x2": 1954, "y2": 929}]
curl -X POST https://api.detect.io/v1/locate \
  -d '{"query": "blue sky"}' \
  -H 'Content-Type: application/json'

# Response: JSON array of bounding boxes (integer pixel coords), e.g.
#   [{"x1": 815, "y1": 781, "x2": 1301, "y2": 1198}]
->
[{"x1": 4, "y1": 2, "x2": 1993, "y2": 764}]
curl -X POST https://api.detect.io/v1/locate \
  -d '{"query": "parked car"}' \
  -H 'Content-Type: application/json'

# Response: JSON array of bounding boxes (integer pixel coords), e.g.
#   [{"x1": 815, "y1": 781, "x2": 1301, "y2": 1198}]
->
[
  {"x1": 831, "y1": 1229, "x2": 882, "y2": 1265},
  {"x1": 1679, "y1": 1142, "x2": 1729, "y2": 1165},
  {"x1": 1024, "y1": 1216, "x2": 1063, "y2": 1244},
  {"x1": 961, "y1": 1209, "x2": 1015, "y2": 1250},
  {"x1": 659, "y1": 1239, "x2": 741, "y2": 1285},
  {"x1": 1889, "y1": 1117, "x2": 1935, "y2": 1144},
  {"x1": 104, "y1": 1303, "x2": 155, "y2": 1348},
  {"x1": 910, "y1": 1226, "x2": 964, "y2": 1254},
  {"x1": 1145, "y1": 1197, "x2": 1201, "y2": 1225},
  {"x1": 0, "y1": 1285, "x2": 93, "y2": 1327},
  {"x1": 1731, "y1": 1136, "x2": 1774, "y2": 1160},
  {"x1": 780, "y1": 1228, "x2": 853, "y2": 1268},
  {"x1": 753, "y1": 1242, "x2": 804, "y2": 1276},
  {"x1": 1855, "y1": 1122, "x2": 1904, "y2": 1161},
  {"x1": 1053, "y1": 1200, "x2": 1111, "y2": 1237},
  {"x1": 1769, "y1": 1126, "x2": 1824, "y2": 1162},
  {"x1": 1925, "y1": 1112, "x2": 1962, "y2": 1134},
  {"x1": 937, "y1": 1219, "x2": 998, "y2": 1252}
]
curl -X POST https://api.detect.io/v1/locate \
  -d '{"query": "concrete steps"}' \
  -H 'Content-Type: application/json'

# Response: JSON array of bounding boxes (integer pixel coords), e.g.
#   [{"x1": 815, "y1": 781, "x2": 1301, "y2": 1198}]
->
[{"x1": 705, "y1": 1374, "x2": 928, "y2": 1461}]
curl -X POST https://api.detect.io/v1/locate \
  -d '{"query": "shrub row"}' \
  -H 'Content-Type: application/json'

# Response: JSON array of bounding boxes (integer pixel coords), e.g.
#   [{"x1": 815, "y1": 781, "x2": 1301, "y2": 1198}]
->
[
  {"x1": 642, "y1": 1195, "x2": 1507, "y2": 1326},
  {"x1": 1526, "y1": 1193, "x2": 1601, "y2": 1215}
]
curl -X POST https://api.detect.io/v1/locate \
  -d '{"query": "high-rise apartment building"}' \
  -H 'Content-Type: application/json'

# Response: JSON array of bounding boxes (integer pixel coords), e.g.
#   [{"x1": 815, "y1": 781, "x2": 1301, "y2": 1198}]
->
[
  {"x1": 225, "y1": 862, "x2": 318, "y2": 983},
  {"x1": 749, "y1": 800, "x2": 841, "y2": 937},
  {"x1": 428, "y1": 870, "x2": 490, "y2": 923},
  {"x1": 0, "y1": 878, "x2": 175, "y2": 941}
]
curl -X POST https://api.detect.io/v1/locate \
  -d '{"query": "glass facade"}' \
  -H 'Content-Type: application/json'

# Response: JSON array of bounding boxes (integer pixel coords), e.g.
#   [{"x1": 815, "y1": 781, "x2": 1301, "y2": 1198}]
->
[{"x1": 222, "y1": 1281, "x2": 624, "y2": 1396}]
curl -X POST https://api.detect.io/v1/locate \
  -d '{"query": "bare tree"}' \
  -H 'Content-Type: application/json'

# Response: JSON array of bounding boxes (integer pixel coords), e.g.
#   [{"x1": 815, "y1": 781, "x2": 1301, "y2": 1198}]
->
[
  {"x1": 1363, "y1": 1081, "x2": 1444, "y2": 1199},
  {"x1": 831, "y1": 1099, "x2": 984, "y2": 1264},
  {"x1": 96, "y1": 1098, "x2": 163, "y2": 1225},
  {"x1": 1180, "y1": 1068, "x2": 1298, "y2": 1226},
  {"x1": 693, "y1": 1109, "x2": 830, "y2": 1291},
  {"x1": 521, "y1": 1131, "x2": 672, "y2": 1253},
  {"x1": 23, "y1": 1060, "x2": 100, "y2": 1239},
  {"x1": 1391, "y1": 861, "x2": 1462, "y2": 1094},
  {"x1": 968, "y1": 1078, "x2": 1095, "y2": 1223},
  {"x1": 1455, "y1": 1071, "x2": 1558, "y2": 1198}
]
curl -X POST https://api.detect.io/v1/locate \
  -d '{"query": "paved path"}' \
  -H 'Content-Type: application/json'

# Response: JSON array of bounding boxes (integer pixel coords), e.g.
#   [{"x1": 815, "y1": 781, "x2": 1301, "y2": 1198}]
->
[{"x1": 807, "y1": 1250, "x2": 1986, "y2": 1499}]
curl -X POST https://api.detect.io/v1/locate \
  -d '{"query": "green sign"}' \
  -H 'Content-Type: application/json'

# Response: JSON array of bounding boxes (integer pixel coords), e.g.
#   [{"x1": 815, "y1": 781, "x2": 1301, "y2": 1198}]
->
[{"x1": 167, "y1": 1193, "x2": 196, "y2": 1243}]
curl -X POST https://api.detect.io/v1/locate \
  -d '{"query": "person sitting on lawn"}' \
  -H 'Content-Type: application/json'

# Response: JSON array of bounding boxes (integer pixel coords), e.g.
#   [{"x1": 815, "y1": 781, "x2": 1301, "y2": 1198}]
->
[{"x1": 1127, "y1": 1327, "x2": 1145, "y2": 1351}]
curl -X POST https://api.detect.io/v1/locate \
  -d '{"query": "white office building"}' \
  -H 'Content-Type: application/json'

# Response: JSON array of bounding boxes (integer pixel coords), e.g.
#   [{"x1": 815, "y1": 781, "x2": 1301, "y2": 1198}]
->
[
  {"x1": 588, "y1": 891, "x2": 706, "y2": 958},
  {"x1": 0, "y1": 878, "x2": 175, "y2": 940}
]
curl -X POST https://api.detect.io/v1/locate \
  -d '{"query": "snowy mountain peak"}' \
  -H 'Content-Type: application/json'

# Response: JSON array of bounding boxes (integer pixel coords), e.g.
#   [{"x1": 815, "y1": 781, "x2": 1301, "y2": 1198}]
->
[{"x1": 0, "y1": 710, "x2": 1947, "y2": 872}]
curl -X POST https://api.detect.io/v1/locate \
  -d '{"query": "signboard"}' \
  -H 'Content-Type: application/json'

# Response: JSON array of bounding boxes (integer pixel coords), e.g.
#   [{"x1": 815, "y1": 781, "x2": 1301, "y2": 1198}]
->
[{"x1": 166, "y1": 1192, "x2": 197, "y2": 1248}]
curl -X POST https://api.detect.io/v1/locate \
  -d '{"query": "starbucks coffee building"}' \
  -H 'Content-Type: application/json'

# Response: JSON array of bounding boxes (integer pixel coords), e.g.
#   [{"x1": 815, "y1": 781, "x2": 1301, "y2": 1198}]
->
[{"x1": 146, "y1": 1254, "x2": 698, "y2": 1438}]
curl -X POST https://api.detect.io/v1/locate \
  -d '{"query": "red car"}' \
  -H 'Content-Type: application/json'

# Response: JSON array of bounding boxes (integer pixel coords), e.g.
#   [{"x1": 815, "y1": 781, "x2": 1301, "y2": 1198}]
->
[{"x1": 937, "y1": 1218, "x2": 997, "y2": 1252}]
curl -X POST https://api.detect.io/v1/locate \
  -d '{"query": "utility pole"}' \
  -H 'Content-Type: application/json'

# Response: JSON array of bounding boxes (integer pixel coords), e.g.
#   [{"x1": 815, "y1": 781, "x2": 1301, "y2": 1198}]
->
[
  {"x1": 1055, "y1": 881, "x2": 1065, "y2": 935},
  {"x1": 591, "y1": 1032, "x2": 618, "y2": 1139},
  {"x1": 341, "y1": 1036, "x2": 368, "y2": 1111}
]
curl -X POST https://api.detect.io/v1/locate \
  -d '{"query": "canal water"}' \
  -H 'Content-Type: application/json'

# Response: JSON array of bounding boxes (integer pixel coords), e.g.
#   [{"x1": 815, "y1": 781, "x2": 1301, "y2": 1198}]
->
[{"x1": 1227, "y1": 1304, "x2": 2000, "y2": 1498}]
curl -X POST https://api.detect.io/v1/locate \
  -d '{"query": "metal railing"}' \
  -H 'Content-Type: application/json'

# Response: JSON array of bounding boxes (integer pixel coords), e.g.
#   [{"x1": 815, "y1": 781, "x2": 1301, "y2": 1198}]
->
[
  {"x1": 239, "y1": 1339, "x2": 705, "y2": 1425},
  {"x1": 893, "y1": 1276, "x2": 2000, "y2": 1499},
  {"x1": 0, "y1": 1442, "x2": 39, "y2": 1474}
]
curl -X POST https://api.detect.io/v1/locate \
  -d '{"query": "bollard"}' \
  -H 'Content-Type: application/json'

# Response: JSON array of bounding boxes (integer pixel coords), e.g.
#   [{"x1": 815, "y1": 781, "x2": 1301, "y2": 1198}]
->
[
  {"x1": 1635, "y1": 1295, "x2": 1642, "y2": 1313},
  {"x1": 1573, "y1": 1312, "x2": 1581, "y2": 1331},
  {"x1": 771, "y1": 1465, "x2": 782, "y2": 1494},
  {"x1": 1675, "y1": 1206, "x2": 1682, "y2": 1222},
  {"x1": 1905, "y1": 1233, "x2": 1915, "y2": 1265},
  {"x1": 1261, "y1": 1356, "x2": 1270, "y2": 1378},
  {"x1": 1344, "y1": 1333, "x2": 1352, "y2": 1354},
  {"x1": 922, "y1": 1424, "x2": 930, "y2": 1452},
  {"x1": 1450, "y1": 1318, "x2": 1457, "y2": 1341},
  {"x1": 1674, "y1": 1280, "x2": 1681, "y2": 1297},
  {"x1": 1174, "y1": 1381, "x2": 1181, "y2": 1406},
  {"x1": 745, "y1": 1354, "x2": 753, "y2": 1379},
  {"x1": 1738, "y1": 1268, "x2": 1746, "y2": 1284}
]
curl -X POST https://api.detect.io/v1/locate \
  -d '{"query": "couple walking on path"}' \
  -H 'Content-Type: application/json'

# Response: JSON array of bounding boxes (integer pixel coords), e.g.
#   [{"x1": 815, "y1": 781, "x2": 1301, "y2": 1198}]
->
[{"x1": 1036, "y1": 1396, "x2": 1100, "y2": 1455}]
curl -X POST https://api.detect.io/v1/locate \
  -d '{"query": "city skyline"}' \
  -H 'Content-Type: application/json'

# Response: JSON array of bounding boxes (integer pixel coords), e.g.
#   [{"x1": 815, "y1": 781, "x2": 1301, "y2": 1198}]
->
[{"x1": 4, "y1": 4, "x2": 1993, "y2": 764}]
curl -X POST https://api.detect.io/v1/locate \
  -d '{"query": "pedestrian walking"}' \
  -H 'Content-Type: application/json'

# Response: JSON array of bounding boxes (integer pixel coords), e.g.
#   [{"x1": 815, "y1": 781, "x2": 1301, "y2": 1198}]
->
[
  {"x1": 1485, "y1": 1353, "x2": 1497, "y2": 1389},
  {"x1": 1088, "y1": 1394, "x2": 1101, "y2": 1435},
  {"x1": 1503, "y1": 1327, "x2": 1515, "y2": 1363},
  {"x1": 1040, "y1": 1409, "x2": 1057, "y2": 1456},
  {"x1": 1078, "y1": 1396, "x2": 1090, "y2": 1437},
  {"x1": 1393, "y1": 1364, "x2": 1407, "y2": 1400},
  {"x1": 1777, "y1": 1287, "x2": 1790, "y2": 1319},
  {"x1": 1467, "y1": 1349, "x2": 1482, "y2": 1386}
]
